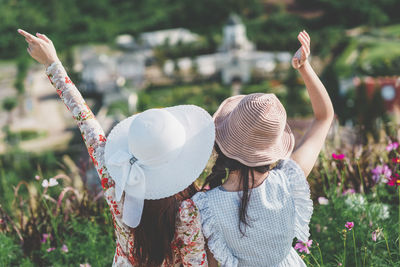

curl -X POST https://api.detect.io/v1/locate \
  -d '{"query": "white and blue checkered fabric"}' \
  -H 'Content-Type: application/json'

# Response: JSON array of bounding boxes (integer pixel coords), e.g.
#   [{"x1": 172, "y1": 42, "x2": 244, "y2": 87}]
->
[{"x1": 192, "y1": 159, "x2": 313, "y2": 267}]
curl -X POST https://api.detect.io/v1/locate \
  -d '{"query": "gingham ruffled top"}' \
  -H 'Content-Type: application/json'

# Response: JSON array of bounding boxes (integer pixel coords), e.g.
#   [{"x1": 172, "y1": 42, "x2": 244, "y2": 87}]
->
[
  {"x1": 46, "y1": 62, "x2": 208, "y2": 267},
  {"x1": 192, "y1": 159, "x2": 313, "y2": 267}
]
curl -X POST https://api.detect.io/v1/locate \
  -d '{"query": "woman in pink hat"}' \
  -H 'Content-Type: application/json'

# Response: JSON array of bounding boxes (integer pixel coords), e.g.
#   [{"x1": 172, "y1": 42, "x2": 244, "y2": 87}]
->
[
  {"x1": 17, "y1": 29, "x2": 218, "y2": 267},
  {"x1": 192, "y1": 31, "x2": 334, "y2": 266}
]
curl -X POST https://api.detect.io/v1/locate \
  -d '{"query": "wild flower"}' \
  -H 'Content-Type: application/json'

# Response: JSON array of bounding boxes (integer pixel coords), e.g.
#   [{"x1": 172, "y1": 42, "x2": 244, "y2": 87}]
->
[
  {"x1": 345, "y1": 222, "x2": 354, "y2": 231},
  {"x1": 61, "y1": 244, "x2": 68, "y2": 253},
  {"x1": 388, "y1": 173, "x2": 400, "y2": 188},
  {"x1": 46, "y1": 247, "x2": 56, "y2": 252},
  {"x1": 386, "y1": 142, "x2": 399, "y2": 152},
  {"x1": 80, "y1": 264, "x2": 91, "y2": 267},
  {"x1": 332, "y1": 153, "x2": 346, "y2": 160},
  {"x1": 35, "y1": 175, "x2": 40, "y2": 180},
  {"x1": 371, "y1": 165, "x2": 392, "y2": 183},
  {"x1": 41, "y1": 233, "x2": 50, "y2": 244},
  {"x1": 0, "y1": 218, "x2": 4, "y2": 224},
  {"x1": 392, "y1": 158, "x2": 400, "y2": 164},
  {"x1": 372, "y1": 228, "x2": 382, "y2": 242},
  {"x1": 318, "y1": 197, "x2": 329, "y2": 205},
  {"x1": 345, "y1": 194, "x2": 366, "y2": 211},
  {"x1": 42, "y1": 178, "x2": 58, "y2": 188},
  {"x1": 342, "y1": 188, "x2": 355, "y2": 196},
  {"x1": 294, "y1": 240, "x2": 313, "y2": 254}
]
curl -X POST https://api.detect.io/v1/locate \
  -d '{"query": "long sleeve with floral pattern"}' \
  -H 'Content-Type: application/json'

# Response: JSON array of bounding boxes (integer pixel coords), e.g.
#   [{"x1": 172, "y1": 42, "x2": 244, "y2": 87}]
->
[{"x1": 45, "y1": 62, "x2": 208, "y2": 267}]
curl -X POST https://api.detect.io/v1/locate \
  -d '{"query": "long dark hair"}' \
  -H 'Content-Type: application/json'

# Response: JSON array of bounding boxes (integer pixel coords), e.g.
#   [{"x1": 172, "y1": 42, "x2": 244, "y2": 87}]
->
[
  {"x1": 203, "y1": 145, "x2": 270, "y2": 235},
  {"x1": 130, "y1": 183, "x2": 198, "y2": 267}
]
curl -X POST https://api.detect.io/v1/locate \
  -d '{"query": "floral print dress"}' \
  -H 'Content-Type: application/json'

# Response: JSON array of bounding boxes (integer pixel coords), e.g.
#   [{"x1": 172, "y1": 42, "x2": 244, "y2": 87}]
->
[{"x1": 46, "y1": 62, "x2": 208, "y2": 267}]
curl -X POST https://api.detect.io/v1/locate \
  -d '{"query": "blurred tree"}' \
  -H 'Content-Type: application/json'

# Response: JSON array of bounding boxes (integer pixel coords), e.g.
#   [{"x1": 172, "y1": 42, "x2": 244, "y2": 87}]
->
[
  {"x1": 296, "y1": 0, "x2": 400, "y2": 27},
  {"x1": 2, "y1": 97, "x2": 17, "y2": 124}
]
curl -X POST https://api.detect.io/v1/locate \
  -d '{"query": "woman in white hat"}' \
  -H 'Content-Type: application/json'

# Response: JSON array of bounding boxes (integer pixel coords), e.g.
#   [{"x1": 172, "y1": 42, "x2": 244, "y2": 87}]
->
[
  {"x1": 192, "y1": 31, "x2": 334, "y2": 266},
  {"x1": 18, "y1": 29, "x2": 217, "y2": 267}
]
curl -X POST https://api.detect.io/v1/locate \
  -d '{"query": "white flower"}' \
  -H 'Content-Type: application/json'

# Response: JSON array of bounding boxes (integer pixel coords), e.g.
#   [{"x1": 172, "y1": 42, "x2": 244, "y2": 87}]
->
[
  {"x1": 345, "y1": 194, "x2": 366, "y2": 211},
  {"x1": 42, "y1": 178, "x2": 59, "y2": 188},
  {"x1": 318, "y1": 197, "x2": 329, "y2": 205},
  {"x1": 61, "y1": 244, "x2": 68, "y2": 253}
]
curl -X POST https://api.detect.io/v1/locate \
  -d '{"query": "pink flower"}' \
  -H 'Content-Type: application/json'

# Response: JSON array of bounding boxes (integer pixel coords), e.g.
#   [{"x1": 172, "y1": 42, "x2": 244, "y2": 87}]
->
[
  {"x1": 345, "y1": 222, "x2": 354, "y2": 231},
  {"x1": 371, "y1": 165, "x2": 392, "y2": 184},
  {"x1": 294, "y1": 240, "x2": 313, "y2": 254},
  {"x1": 332, "y1": 153, "x2": 346, "y2": 160},
  {"x1": 318, "y1": 197, "x2": 329, "y2": 205},
  {"x1": 386, "y1": 142, "x2": 399, "y2": 152},
  {"x1": 47, "y1": 247, "x2": 56, "y2": 252},
  {"x1": 0, "y1": 218, "x2": 4, "y2": 224},
  {"x1": 61, "y1": 244, "x2": 68, "y2": 253},
  {"x1": 35, "y1": 175, "x2": 40, "y2": 180},
  {"x1": 372, "y1": 231, "x2": 377, "y2": 242},
  {"x1": 41, "y1": 233, "x2": 50, "y2": 244},
  {"x1": 342, "y1": 188, "x2": 356, "y2": 196},
  {"x1": 392, "y1": 158, "x2": 400, "y2": 164},
  {"x1": 388, "y1": 173, "x2": 400, "y2": 187}
]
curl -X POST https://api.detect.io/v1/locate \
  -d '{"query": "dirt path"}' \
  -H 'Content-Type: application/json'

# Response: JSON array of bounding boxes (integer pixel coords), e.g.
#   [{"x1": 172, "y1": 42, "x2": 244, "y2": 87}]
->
[{"x1": 0, "y1": 66, "x2": 73, "y2": 153}]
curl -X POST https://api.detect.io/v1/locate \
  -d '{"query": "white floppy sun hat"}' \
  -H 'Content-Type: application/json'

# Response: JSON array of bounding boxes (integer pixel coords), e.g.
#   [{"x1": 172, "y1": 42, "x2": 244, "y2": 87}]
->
[{"x1": 104, "y1": 105, "x2": 215, "y2": 228}]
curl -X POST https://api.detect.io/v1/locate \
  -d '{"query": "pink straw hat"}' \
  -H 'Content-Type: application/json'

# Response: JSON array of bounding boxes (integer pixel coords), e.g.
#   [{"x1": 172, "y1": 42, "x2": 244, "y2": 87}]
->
[{"x1": 213, "y1": 93, "x2": 295, "y2": 167}]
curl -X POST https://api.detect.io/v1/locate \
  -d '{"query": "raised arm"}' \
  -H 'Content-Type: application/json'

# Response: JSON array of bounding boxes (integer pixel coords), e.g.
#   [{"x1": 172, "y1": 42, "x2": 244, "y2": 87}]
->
[
  {"x1": 17, "y1": 29, "x2": 114, "y2": 192},
  {"x1": 290, "y1": 31, "x2": 334, "y2": 177}
]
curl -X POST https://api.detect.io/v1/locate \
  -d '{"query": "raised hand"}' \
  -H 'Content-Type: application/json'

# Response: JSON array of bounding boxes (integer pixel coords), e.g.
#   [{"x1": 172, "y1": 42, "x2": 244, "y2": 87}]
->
[
  {"x1": 17, "y1": 29, "x2": 59, "y2": 67},
  {"x1": 291, "y1": 30, "x2": 310, "y2": 70}
]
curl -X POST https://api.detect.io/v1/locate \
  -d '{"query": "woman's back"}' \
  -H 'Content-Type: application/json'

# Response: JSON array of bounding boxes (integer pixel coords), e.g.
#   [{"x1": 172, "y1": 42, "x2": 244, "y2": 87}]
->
[{"x1": 193, "y1": 159, "x2": 312, "y2": 267}]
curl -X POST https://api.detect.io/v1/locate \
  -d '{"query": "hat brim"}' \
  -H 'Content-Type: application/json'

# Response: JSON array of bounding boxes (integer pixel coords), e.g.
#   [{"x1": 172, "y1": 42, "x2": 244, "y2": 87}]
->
[
  {"x1": 104, "y1": 105, "x2": 215, "y2": 200},
  {"x1": 213, "y1": 95, "x2": 294, "y2": 167}
]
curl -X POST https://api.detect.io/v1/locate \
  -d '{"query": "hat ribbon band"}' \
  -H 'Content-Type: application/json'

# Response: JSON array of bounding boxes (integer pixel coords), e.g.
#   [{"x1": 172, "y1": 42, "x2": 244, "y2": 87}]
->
[{"x1": 106, "y1": 150, "x2": 146, "y2": 202}]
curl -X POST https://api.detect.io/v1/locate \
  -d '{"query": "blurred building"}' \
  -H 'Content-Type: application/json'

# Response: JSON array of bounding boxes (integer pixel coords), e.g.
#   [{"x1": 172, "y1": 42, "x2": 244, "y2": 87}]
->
[
  {"x1": 363, "y1": 76, "x2": 400, "y2": 112},
  {"x1": 340, "y1": 76, "x2": 400, "y2": 112},
  {"x1": 77, "y1": 14, "x2": 291, "y2": 94},
  {"x1": 139, "y1": 28, "x2": 199, "y2": 48},
  {"x1": 163, "y1": 14, "x2": 291, "y2": 85},
  {"x1": 74, "y1": 46, "x2": 145, "y2": 94}
]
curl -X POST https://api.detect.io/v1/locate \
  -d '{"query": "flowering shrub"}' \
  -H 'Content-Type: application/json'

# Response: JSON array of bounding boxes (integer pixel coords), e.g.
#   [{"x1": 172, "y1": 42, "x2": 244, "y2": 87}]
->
[{"x1": 0, "y1": 156, "x2": 114, "y2": 266}]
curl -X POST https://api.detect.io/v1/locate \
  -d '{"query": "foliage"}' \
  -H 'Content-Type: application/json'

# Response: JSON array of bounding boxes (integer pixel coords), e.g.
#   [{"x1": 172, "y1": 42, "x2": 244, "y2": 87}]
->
[
  {"x1": 296, "y1": 0, "x2": 400, "y2": 28},
  {"x1": 0, "y1": 155, "x2": 114, "y2": 266},
  {"x1": 2, "y1": 121, "x2": 400, "y2": 265},
  {"x1": 137, "y1": 82, "x2": 232, "y2": 115},
  {"x1": 247, "y1": 9, "x2": 304, "y2": 52},
  {"x1": 14, "y1": 56, "x2": 30, "y2": 95},
  {"x1": 1, "y1": 97, "x2": 17, "y2": 112},
  {"x1": 297, "y1": 122, "x2": 400, "y2": 266},
  {"x1": 0, "y1": 234, "x2": 29, "y2": 266}
]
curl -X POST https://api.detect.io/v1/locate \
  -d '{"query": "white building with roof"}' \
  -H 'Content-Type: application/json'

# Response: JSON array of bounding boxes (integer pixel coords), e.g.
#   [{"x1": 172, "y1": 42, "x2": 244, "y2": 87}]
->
[
  {"x1": 139, "y1": 28, "x2": 199, "y2": 48},
  {"x1": 163, "y1": 14, "x2": 291, "y2": 84}
]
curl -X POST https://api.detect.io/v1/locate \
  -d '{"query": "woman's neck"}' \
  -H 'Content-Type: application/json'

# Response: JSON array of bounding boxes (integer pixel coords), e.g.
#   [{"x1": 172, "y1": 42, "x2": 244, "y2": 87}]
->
[{"x1": 222, "y1": 170, "x2": 269, "y2": 192}]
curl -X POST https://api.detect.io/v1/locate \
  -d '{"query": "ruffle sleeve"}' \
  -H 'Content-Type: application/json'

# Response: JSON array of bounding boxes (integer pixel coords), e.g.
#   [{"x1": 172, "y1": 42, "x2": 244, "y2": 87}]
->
[
  {"x1": 192, "y1": 192, "x2": 238, "y2": 267},
  {"x1": 277, "y1": 159, "x2": 313, "y2": 242}
]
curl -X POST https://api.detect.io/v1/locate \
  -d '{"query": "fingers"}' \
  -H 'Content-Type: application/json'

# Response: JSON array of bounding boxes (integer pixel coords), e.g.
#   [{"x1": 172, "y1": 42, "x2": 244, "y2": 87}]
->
[
  {"x1": 303, "y1": 30, "x2": 310, "y2": 44},
  {"x1": 18, "y1": 29, "x2": 39, "y2": 43},
  {"x1": 297, "y1": 31, "x2": 310, "y2": 55},
  {"x1": 36, "y1": 33, "x2": 51, "y2": 43},
  {"x1": 298, "y1": 34, "x2": 309, "y2": 51},
  {"x1": 301, "y1": 46, "x2": 308, "y2": 61}
]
